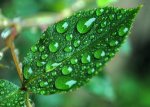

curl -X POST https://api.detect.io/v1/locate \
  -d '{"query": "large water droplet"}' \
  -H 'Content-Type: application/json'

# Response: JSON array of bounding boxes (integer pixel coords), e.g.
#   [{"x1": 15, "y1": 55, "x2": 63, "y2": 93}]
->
[
  {"x1": 55, "y1": 76, "x2": 77, "y2": 90},
  {"x1": 96, "y1": 9, "x2": 104, "y2": 16},
  {"x1": 77, "y1": 17, "x2": 96, "y2": 34},
  {"x1": 70, "y1": 58, "x2": 78, "y2": 64},
  {"x1": 73, "y1": 40, "x2": 80, "y2": 47},
  {"x1": 94, "y1": 49, "x2": 105, "y2": 59},
  {"x1": 81, "y1": 53, "x2": 91, "y2": 63},
  {"x1": 56, "y1": 21, "x2": 69, "y2": 33},
  {"x1": 31, "y1": 45, "x2": 37, "y2": 52},
  {"x1": 66, "y1": 34, "x2": 73, "y2": 41},
  {"x1": 62, "y1": 66, "x2": 73, "y2": 75},
  {"x1": 118, "y1": 26, "x2": 129, "y2": 36},
  {"x1": 23, "y1": 66, "x2": 33, "y2": 79},
  {"x1": 49, "y1": 42, "x2": 59, "y2": 52},
  {"x1": 45, "y1": 62, "x2": 60, "y2": 72},
  {"x1": 64, "y1": 46, "x2": 72, "y2": 52}
]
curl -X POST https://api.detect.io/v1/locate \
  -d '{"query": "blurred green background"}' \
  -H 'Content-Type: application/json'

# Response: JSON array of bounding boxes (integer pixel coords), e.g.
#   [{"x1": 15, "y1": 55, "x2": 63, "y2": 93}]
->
[{"x1": 0, "y1": 0, "x2": 150, "y2": 107}]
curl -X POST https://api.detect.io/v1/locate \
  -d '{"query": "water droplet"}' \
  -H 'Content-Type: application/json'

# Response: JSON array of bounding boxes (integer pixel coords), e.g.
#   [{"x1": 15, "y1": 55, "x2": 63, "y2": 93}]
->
[
  {"x1": 23, "y1": 66, "x2": 33, "y2": 79},
  {"x1": 101, "y1": 21, "x2": 107, "y2": 27},
  {"x1": 88, "y1": 68, "x2": 95, "y2": 74},
  {"x1": 56, "y1": 21, "x2": 69, "y2": 33},
  {"x1": 40, "y1": 90, "x2": 46, "y2": 95},
  {"x1": 94, "y1": 49, "x2": 105, "y2": 59},
  {"x1": 64, "y1": 46, "x2": 72, "y2": 52},
  {"x1": 31, "y1": 45, "x2": 37, "y2": 52},
  {"x1": 41, "y1": 54, "x2": 48, "y2": 60},
  {"x1": 109, "y1": 14, "x2": 115, "y2": 20},
  {"x1": 90, "y1": 35, "x2": 95, "y2": 39},
  {"x1": 55, "y1": 76, "x2": 77, "y2": 90},
  {"x1": 52, "y1": 72, "x2": 57, "y2": 76},
  {"x1": 77, "y1": 17, "x2": 96, "y2": 34},
  {"x1": 49, "y1": 42, "x2": 59, "y2": 52},
  {"x1": 66, "y1": 34, "x2": 73, "y2": 41},
  {"x1": 70, "y1": 58, "x2": 78, "y2": 64},
  {"x1": 81, "y1": 53, "x2": 91, "y2": 63},
  {"x1": 39, "y1": 46, "x2": 45, "y2": 52},
  {"x1": 62, "y1": 66, "x2": 72, "y2": 75},
  {"x1": 118, "y1": 26, "x2": 129, "y2": 36},
  {"x1": 96, "y1": 9, "x2": 104, "y2": 16},
  {"x1": 109, "y1": 40, "x2": 119, "y2": 46},
  {"x1": 45, "y1": 62, "x2": 60, "y2": 72},
  {"x1": 73, "y1": 40, "x2": 80, "y2": 47},
  {"x1": 40, "y1": 81, "x2": 48, "y2": 87},
  {"x1": 36, "y1": 61, "x2": 46, "y2": 67}
]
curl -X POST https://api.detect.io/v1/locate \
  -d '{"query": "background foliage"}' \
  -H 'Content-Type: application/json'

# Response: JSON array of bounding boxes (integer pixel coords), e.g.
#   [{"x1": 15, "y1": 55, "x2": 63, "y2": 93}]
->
[{"x1": 0, "y1": 0, "x2": 150, "y2": 107}]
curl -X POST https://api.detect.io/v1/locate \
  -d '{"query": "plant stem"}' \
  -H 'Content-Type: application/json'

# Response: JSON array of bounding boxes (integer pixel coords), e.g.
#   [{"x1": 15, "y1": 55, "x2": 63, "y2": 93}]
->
[
  {"x1": 26, "y1": 93, "x2": 32, "y2": 107},
  {"x1": 9, "y1": 42, "x2": 23, "y2": 83},
  {"x1": 5, "y1": 25, "x2": 23, "y2": 83}
]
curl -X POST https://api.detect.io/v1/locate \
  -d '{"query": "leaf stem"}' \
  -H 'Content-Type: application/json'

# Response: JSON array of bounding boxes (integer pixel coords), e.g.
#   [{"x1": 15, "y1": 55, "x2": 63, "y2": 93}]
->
[
  {"x1": 5, "y1": 25, "x2": 23, "y2": 83},
  {"x1": 26, "y1": 93, "x2": 32, "y2": 107}
]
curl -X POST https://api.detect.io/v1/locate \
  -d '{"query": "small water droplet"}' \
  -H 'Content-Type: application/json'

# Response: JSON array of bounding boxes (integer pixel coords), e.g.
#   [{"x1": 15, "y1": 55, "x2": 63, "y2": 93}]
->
[
  {"x1": 49, "y1": 42, "x2": 59, "y2": 52},
  {"x1": 56, "y1": 21, "x2": 69, "y2": 33},
  {"x1": 66, "y1": 34, "x2": 73, "y2": 41},
  {"x1": 40, "y1": 81, "x2": 48, "y2": 87},
  {"x1": 40, "y1": 90, "x2": 46, "y2": 95},
  {"x1": 64, "y1": 46, "x2": 72, "y2": 52},
  {"x1": 36, "y1": 61, "x2": 46, "y2": 67},
  {"x1": 118, "y1": 26, "x2": 129, "y2": 36},
  {"x1": 77, "y1": 17, "x2": 96, "y2": 34},
  {"x1": 23, "y1": 66, "x2": 33, "y2": 79},
  {"x1": 62, "y1": 66, "x2": 73, "y2": 75},
  {"x1": 73, "y1": 40, "x2": 80, "y2": 47},
  {"x1": 39, "y1": 46, "x2": 45, "y2": 52},
  {"x1": 70, "y1": 58, "x2": 78, "y2": 64},
  {"x1": 81, "y1": 53, "x2": 91, "y2": 63},
  {"x1": 41, "y1": 54, "x2": 48, "y2": 60},
  {"x1": 31, "y1": 45, "x2": 37, "y2": 52},
  {"x1": 94, "y1": 49, "x2": 105, "y2": 59},
  {"x1": 96, "y1": 9, "x2": 104, "y2": 16},
  {"x1": 55, "y1": 76, "x2": 77, "y2": 90},
  {"x1": 109, "y1": 14, "x2": 115, "y2": 20},
  {"x1": 88, "y1": 68, "x2": 95, "y2": 74},
  {"x1": 109, "y1": 40, "x2": 119, "y2": 46},
  {"x1": 45, "y1": 62, "x2": 60, "y2": 72},
  {"x1": 101, "y1": 21, "x2": 107, "y2": 27}
]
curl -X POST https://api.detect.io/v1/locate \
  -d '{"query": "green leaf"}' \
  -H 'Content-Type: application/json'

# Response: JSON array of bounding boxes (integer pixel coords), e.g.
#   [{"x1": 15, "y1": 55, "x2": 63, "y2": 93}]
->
[
  {"x1": 0, "y1": 80, "x2": 27, "y2": 107},
  {"x1": 22, "y1": 6, "x2": 141, "y2": 95}
]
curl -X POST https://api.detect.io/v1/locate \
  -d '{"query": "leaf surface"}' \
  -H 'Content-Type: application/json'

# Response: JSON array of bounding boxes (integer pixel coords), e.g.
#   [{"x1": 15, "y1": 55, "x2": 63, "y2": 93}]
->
[
  {"x1": 22, "y1": 6, "x2": 141, "y2": 95},
  {"x1": 0, "y1": 80, "x2": 27, "y2": 107}
]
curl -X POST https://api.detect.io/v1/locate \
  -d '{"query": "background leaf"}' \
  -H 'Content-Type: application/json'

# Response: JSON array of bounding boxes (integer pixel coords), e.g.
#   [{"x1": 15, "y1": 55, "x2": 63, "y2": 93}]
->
[
  {"x1": 22, "y1": 6, "x2": 140, "y2": 95},
  {"x1": 0, "y1": 80, "x2": 27, "y2": 107}
]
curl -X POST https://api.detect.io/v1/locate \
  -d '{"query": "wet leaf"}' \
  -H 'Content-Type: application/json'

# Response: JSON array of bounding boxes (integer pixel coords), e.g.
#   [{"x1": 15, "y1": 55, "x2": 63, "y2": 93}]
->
[
  {"x1": 0, "y1": 80, "x2": 27, "y2": 107},
  {"x1": 22, "y1": 6, "x2": 141, "y2": 95}
]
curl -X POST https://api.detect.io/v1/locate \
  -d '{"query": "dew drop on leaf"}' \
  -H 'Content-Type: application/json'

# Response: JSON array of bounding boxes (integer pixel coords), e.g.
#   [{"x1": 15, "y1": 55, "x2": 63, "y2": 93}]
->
[
  {"x1": 39, "y1": 46, "x2": 45, "y2": 52},
  {"x1": 40, "y1": 81, "x2": 48, "y2": 87},
  {"x1": 73, "y1": 40, "x2": 80, "y2": 47},
  {"x1": 62, "y1": 66, "x2": 73, "y2": 75},
  {"x1": 94, "y1": 49, "x2": 105, "y2": 59},
  {"x1": 88, "y1": 68, "x2": 95, "y2": 74},
  {"x1": 55, "y1": 76, "x2": 77, "y2": 90},
  {"x1": 81, "y1": 53, "x2": 91, "y2": 63},
  {"x1": 31, "y1": 45, "x2": 37, "y2": 52},
  {"x1": 23, "y1": 66, "x2": 33, "y2": 79},
  {"x1": 109, "y1": 40, "x2": 119, "y2": 47},
  {"x1": 118, "y1": 26, "x2": 129, "y2": 36},
  {"x1": 49, "y1": 42, "x2": 59, "y2": 52},
  {"x1": 70, "y1": 58, "x2": 78, "y2": 64},
  {"x1": 56, "y1": 21, "x2": 69, "y2": 33},
  {"x1": 77, "y1": 17, "x2": 96, "y2": 34},
  {"x1": 66, "y1": 34, "x2": 73, "y2": 41},
  {"x1": 64, "y1": 46, "x2": 72, "y2": 52},
  {"x1": 41, "y1": 54, "x2": 48, "y2": 60},
  {"x1": 96, "y1": 8, "x2": 104, "y2": 16}
]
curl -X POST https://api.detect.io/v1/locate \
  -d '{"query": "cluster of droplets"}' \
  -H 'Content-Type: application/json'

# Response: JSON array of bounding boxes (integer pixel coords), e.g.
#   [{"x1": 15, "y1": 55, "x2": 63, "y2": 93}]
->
[{"x1": 24, "y1": 7, "x2": 131, "y2": 94}]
